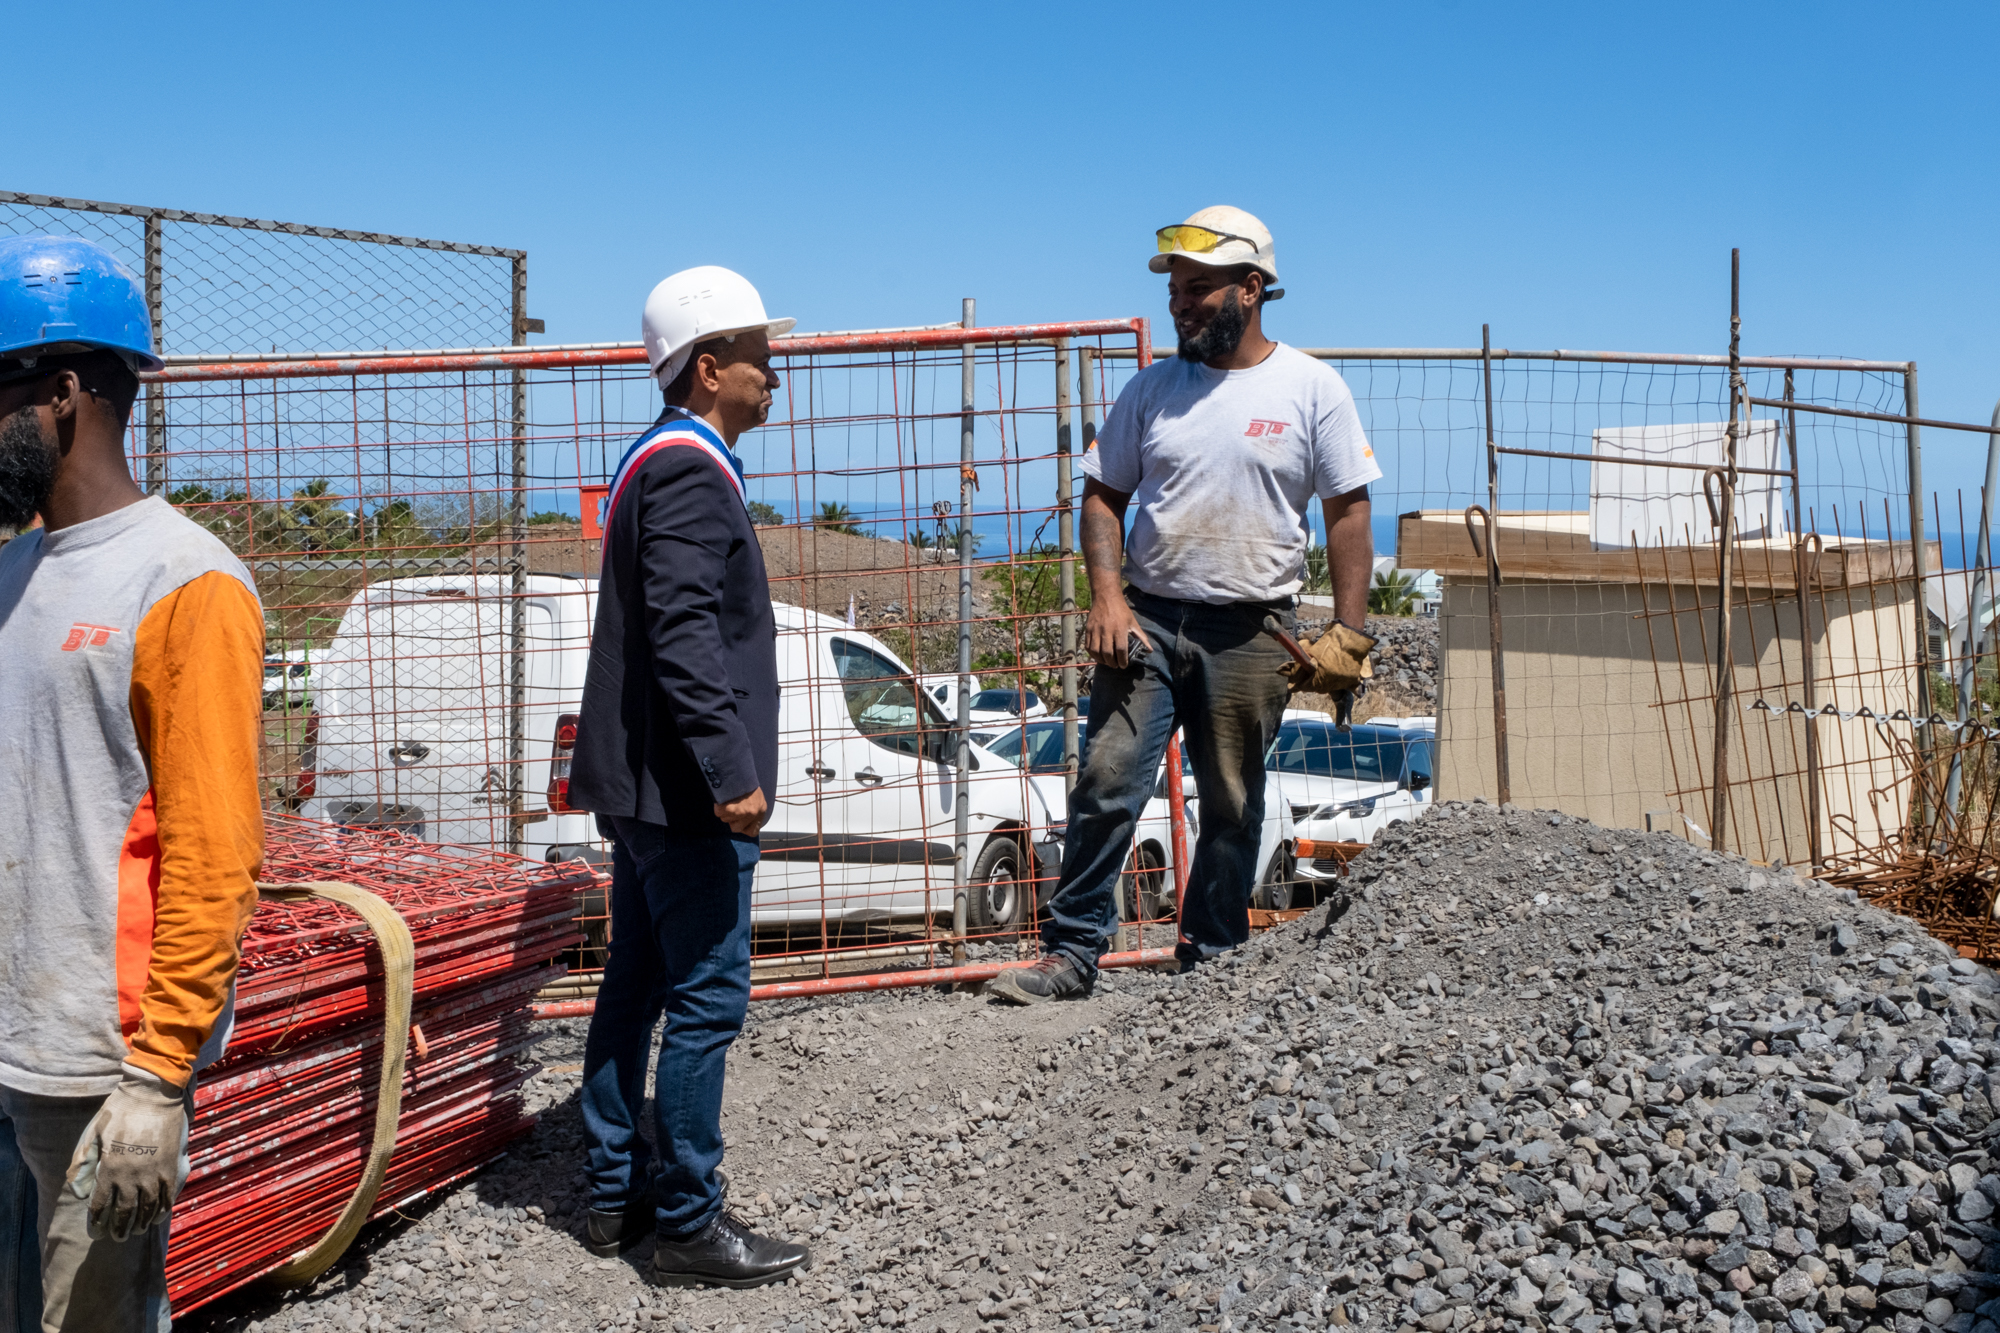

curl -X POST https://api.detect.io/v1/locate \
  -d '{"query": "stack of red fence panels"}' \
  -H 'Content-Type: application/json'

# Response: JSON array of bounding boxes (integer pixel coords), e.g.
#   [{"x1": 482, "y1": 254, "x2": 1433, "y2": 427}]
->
[{"x1": 166, "y1": 815, "x2": 592, "y2": 1313}]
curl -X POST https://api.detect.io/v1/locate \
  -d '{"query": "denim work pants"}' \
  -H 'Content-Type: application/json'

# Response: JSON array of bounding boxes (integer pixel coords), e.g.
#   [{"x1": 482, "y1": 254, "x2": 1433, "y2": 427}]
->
[
  {"x1": 0, "y1": 1082, "x2": 185, "y2": 1333},
  {"x1": 580, "y1": 818, "x2": 756, "y2": 1239},
  {"x1": 1041, "y1": 589, "x2": 1293, "y2": 976}
]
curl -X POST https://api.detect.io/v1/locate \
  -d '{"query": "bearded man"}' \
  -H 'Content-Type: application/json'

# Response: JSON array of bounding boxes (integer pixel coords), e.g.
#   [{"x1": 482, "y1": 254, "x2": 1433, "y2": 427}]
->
[{"x1": 989, "y1": 206, "x2": 1381, "y2": 1004}]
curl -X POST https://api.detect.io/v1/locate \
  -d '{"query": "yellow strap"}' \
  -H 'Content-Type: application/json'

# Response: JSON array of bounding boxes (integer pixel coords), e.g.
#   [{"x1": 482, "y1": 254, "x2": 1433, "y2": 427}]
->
[{"x1": 253, "y1": 880, "x2": 416, "y2": 1285}]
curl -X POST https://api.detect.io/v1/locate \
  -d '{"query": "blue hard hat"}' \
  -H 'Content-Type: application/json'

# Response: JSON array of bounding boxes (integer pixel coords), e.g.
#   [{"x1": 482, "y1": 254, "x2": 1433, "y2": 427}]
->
[{"x1": 0, "y1": 235, "x2": 161, "y2": 374}]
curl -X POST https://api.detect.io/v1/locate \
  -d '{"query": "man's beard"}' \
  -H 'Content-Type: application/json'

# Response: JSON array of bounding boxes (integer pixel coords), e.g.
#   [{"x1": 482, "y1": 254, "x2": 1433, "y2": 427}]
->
[
  {"x1": 1177, "y1": 288, "x2": 1248, "y2": 364},
  {"x1": 0, "y1": 407, "x2": 56, "y2": 531}
]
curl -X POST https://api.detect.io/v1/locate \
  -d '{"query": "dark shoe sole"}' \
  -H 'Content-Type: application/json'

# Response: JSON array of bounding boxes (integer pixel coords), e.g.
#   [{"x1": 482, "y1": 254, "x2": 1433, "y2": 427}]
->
[
  {"x1": 584, "y1": 1233, "x2": 647, "y2": 1259},
  {"x1": 651, "y1": 1259, "x2": 808, "y2": 1290}
]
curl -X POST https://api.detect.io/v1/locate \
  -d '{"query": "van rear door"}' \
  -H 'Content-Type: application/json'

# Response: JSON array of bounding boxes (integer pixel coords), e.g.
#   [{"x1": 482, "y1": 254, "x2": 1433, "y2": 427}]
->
[{"x1": 313, "y1": 584, "x2": 554, "y2": 848}]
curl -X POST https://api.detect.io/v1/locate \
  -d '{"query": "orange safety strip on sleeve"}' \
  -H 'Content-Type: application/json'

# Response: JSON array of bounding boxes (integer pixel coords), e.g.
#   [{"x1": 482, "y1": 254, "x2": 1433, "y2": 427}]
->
[
  {"x1": 114, "y1": 790, "x2": 161, "y2": 1039},
  {"x1": 125, "y1": 570, "x2": 265, "y2": 1087}
]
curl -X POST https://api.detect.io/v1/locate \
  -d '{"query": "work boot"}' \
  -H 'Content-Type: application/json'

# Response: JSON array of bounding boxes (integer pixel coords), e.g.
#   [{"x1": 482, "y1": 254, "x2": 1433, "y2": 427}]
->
[
  {"x1": 651, "y1": 1210, "x2": 811, "y2": 1289},
  {"x1": 987, "y1": 953, "x2": 1092, "y2": 1006}
]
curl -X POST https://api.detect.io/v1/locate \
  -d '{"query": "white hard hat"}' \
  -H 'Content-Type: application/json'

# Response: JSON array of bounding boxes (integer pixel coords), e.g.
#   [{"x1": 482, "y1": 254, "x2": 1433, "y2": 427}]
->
[
  {"x1": 640, "y1": 266, "x2": 796, "y2": 389},
  {"x1": 1148, "y1": 205, "x2": 1283, "y2": 299}
]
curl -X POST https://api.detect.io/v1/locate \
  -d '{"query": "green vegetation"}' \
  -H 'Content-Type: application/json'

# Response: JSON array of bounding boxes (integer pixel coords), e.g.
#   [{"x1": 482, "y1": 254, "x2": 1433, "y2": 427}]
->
[
  {"x1": 746, "y1": 501, "x2": 785, "y2": 527},
  {"x1": 526, "y1": 510, "x2": 574, "y2": 526},
  {"x1": 1303, "y1": 542, "x2": 1330, "y2": 595},
  {"x1": 815, "y1": 502, "x2": 864, "y2": 536},
  {"x1": 1369, "y1": 568, "x2": 1421, "y2": 616},
  {"x1": 973, "y1": 544, "x2": 1091, "y2": 697}
]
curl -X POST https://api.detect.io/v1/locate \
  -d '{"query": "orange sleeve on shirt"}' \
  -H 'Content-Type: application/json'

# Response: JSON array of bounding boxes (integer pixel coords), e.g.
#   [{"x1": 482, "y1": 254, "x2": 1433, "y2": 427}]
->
[{"x1": 125, "y1": 570, "x2": 265, "y2": 1087}]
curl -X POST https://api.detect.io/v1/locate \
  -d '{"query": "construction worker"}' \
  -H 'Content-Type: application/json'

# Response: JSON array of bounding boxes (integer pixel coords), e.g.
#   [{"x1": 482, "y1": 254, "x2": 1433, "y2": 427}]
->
[
  {"x1": 990, "y1": 206, "x2": 1380, "y2": 1005},
  {"x1": 0, "y1": 236, "x2": 264, "y2": 1329},
  {"x1": 567, "y1": 267, "x2": 810, "y2": 1288}
]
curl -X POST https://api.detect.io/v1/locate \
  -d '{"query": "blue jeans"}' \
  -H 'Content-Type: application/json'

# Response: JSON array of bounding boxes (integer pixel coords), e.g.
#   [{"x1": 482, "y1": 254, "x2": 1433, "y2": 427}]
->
[
  {"x1": 1042, "y1": 589, "x2": 1293, "y2": 975},
  {"x1": 580, "y1": 818, "x2": 756, "y2": 1239}
]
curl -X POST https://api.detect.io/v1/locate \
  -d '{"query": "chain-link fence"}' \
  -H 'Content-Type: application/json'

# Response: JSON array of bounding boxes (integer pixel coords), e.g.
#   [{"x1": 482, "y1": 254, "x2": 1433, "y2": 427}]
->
[{"x1": 0, "y1": 190, "x2": 523, "y2": 355}]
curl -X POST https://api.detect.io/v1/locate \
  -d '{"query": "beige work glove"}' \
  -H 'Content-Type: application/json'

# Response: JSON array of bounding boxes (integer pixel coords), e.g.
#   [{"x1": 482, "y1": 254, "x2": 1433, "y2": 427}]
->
[
  {"x1": 1280, "y1": 622, "x2": 1378, "y2": 696},
  {"x1": 65, "y1": 1064, "x2": 190, "y2": 1242}
]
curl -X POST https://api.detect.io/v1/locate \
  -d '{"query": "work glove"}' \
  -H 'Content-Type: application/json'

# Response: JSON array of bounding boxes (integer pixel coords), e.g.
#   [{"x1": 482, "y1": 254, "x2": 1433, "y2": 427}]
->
[
  {"x1": 1279, "y1": 621, "x2": 1378, "y2": 697},
  {"x1": 64, "y1": 1064, "x2": 190, "y2": 1242}
]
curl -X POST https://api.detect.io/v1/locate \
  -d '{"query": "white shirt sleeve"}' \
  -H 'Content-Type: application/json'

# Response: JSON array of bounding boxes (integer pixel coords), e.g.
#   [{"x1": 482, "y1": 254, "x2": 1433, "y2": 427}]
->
[
  {"x1": 1079, "y1": 373, "x2": 1148, "y2": 494},
  {"x1": 1310, "y1": 371, "x2": 1383, "y2": 499}
]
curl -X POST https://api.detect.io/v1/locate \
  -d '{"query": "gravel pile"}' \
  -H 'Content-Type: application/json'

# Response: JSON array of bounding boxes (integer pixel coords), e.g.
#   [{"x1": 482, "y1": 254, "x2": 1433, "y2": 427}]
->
[
  {"x1": 1360, "y1": 617, "x2": 1438, "y2": 709},
  {"x1": 181, "y1": 800, "x2": 2000, "y2": 1333}
]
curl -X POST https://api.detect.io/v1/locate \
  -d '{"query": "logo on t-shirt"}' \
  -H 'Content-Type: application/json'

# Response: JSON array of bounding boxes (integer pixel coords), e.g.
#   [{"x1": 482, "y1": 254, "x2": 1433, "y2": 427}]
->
[
  {"x1": 1244, "y1": 420, "x2": 1288, "y2": 438},
  {"x1": 60, "y1": 623, "x2": 120, "y2": 652}
]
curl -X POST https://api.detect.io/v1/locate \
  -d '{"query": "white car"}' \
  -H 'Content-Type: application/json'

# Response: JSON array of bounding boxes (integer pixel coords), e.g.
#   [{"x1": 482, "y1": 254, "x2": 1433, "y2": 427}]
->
[
  {"x1": 262, "y1": 650, "x2": 312, "y2": 708},
  {"x1": 916, "y1": 673, "x2": 982, "y2": 719},
  {"x1": 966, "y1": 687, "x2": 1049, "y2": 726},
  {"x1": 1267, "y1": 718, "x2": 1435, "y2": 889},
  {"x1": 299, "y1": 575, "x2": 1055, "y2": 933},
  {"x1": 978, "y1": 718, "x2": 1295, "y2": 921}
]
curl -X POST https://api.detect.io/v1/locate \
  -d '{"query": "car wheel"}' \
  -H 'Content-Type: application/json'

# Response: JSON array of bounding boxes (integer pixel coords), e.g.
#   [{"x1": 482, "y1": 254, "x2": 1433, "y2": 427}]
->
[
  {"x1": 1252, "y1": 850, "x2": 1297, "y2": 911},
  {"x1": 1117, "y1": 843, "x2": 1171, "y2": 922},
  {"x1": 967, "y1": 835, "x2": 1027, "y2": 936}
]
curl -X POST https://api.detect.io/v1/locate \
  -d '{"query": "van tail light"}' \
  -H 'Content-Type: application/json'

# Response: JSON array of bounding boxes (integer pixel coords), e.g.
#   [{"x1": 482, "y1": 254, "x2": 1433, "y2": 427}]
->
[
  {"x1": 295, "y1": 712, "x2": 320, "y2": 800},
  {"x1": 547, "y1": 713, "x2": 579, "y2": 813}
]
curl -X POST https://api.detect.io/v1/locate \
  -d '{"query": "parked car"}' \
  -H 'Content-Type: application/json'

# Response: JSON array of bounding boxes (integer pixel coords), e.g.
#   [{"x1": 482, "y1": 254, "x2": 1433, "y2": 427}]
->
[
  {"x1": 967, "y1": 687, "x2": 1048, "y2": 725},
  {"x1": 978, "y1": 717, "x2": 1295, "y2": 921},
  {"x1": 916, "y1": 673, "x2": 982, "y2": 719},
  {"x1": 262, "y1": 649, "x2": 312, "y2": 709},
  {"x1": 298, "y1": 575, "x2": 1054, "y2": 932},
  {"x1": 1267, "y1": 718, "x2": 1435, "y2": 892}
]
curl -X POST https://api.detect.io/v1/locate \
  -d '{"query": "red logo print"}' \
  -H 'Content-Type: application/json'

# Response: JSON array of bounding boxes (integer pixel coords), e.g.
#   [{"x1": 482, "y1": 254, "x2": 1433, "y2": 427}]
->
[
  {"x1": 1244, "y1": 419, "x2": 1288, "y2": 438},
  {"x1": 61, "y1": 623, "x2": 120, "y2": 652}
]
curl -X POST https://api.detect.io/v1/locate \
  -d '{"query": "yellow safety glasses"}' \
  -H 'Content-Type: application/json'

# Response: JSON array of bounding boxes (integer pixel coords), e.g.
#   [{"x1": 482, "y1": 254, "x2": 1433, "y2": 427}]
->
[{"x1": 1155, "y1": 224, "x2": 1262, "y2": 256}]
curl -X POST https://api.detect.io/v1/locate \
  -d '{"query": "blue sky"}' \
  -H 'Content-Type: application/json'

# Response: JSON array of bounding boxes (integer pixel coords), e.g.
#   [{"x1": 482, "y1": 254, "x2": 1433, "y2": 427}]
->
[{"x1": 7, "y1": 1, "x2": 1998, "y2": 503}]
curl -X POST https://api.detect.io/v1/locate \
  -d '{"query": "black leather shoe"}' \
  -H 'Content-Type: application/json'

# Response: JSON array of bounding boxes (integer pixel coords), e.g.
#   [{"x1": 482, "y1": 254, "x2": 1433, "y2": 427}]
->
[
  {"x1": 651, "y1": 1211, "x2": 811, "y2": 1289},
  {"x1": 584, "y1": 1192, "x2": 654, "y2": 1258}
]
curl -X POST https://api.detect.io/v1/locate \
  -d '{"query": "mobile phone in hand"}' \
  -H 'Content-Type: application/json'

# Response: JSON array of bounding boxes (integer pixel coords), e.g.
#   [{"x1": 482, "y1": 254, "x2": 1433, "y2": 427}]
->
[{"x1": 1126, "y1": 631, "x2": 1150, "y2": 663}]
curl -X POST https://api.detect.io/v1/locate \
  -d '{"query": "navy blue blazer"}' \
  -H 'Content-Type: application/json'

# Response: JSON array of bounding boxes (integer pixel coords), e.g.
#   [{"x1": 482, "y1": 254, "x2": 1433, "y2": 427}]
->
[{"x1": 570, "y1": 408, "x2": 779, "y2": 835}]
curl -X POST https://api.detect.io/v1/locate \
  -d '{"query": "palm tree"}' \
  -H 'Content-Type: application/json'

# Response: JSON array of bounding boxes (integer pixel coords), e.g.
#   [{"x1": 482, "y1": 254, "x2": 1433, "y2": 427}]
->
[
  {"x1": 1369, "y1": 568, "x2": 1421, "y2": 616},
  {"x1": 1302, "y1": 543, "x2": 1330, "y2": 595},
  {"x1": 815, "y1": 502, "x2": 863, "y2": 535}
]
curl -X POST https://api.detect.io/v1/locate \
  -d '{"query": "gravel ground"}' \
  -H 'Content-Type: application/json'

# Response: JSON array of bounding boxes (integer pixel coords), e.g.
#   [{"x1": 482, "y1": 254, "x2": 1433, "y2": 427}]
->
[{"x1": 180, "y1": 798, "x2": 2000, "y2": 1333}]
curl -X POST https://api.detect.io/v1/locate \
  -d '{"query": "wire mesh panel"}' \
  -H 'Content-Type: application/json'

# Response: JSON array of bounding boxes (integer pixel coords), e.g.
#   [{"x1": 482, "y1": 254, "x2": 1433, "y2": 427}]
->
[
  {"x1": 1090, "y1": 346, "x2": 1920, "y2": 872},
  {"x1": 117, "y1": 324, "x2": 1927, "y2": 994},
  {"x1": 139, "y1": 321, "x2": 1219, "y2": 995}
]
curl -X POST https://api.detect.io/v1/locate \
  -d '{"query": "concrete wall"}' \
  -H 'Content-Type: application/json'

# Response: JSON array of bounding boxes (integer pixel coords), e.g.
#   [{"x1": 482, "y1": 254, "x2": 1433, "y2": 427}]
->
[{"x1": 1437, "y1": 578, "x2": 1916, "y2": 866}]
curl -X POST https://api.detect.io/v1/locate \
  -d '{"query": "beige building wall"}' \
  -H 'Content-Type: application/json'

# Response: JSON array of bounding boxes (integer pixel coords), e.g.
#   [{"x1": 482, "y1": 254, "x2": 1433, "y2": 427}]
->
[{"x1": 1437, "y1": 578, "x2": 1916, "y2": 867}]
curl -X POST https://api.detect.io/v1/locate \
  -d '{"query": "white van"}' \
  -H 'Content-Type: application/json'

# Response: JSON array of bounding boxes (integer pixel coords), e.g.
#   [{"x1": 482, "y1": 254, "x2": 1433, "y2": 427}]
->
[{"x1": 298, "y1": 577, "x2": 1060, "y2": 930}]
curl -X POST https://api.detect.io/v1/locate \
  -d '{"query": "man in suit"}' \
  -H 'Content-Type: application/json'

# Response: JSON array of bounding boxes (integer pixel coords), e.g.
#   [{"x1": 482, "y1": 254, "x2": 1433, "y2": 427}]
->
[{"x1": 568, "y1": 266, "x2": 808, "y2": 1288}]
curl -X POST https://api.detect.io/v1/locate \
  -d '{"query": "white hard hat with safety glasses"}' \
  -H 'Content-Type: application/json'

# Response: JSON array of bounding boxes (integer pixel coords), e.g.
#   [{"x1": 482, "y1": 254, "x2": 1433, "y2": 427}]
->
[
  {"x1": 1149, "y1": 205, "x2": 1284, "y2": 301},
  {"x1": 641, "y1": 266, "x2": 796, "y2": 390}
]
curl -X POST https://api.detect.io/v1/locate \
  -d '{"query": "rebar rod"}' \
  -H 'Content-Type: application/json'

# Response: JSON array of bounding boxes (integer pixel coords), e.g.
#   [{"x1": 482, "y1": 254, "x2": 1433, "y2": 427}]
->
[{"x1": 1711, "y1": 251, "x2": 1743, "y2": 854}]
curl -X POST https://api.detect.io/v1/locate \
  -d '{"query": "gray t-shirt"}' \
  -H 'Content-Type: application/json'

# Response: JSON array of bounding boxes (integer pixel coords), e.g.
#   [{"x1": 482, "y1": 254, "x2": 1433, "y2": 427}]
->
[{"x1": 1080, "y1": 343, "x2": 1381, "y2": 604}]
